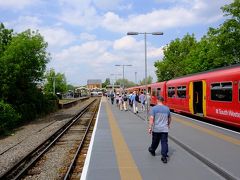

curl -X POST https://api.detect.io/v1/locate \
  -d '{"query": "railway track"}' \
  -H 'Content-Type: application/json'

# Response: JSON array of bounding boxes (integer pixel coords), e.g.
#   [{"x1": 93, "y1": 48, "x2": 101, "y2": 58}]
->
[
  {"x1": 0, "y1": 98, "x2": 100, "y2": 180},
  {"x1": 63, "y1": 98, "x2": 99, "y2": 180}
]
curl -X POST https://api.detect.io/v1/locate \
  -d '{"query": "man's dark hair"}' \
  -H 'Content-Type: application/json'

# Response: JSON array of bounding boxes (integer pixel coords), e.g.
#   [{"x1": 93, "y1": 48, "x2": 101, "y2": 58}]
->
[{"x1": 157, "y1": 96, "x2": 164, "y2": 102}]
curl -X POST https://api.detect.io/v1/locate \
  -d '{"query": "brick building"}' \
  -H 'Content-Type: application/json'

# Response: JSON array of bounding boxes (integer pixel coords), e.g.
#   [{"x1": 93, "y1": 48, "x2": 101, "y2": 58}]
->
[{"x1": 87, "y1": 79, "x2": 102, "y2": 89}]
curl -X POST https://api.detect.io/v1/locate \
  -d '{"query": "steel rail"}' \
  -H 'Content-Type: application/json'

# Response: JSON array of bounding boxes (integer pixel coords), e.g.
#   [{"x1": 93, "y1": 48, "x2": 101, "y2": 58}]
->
[
  {"x1": 0, "y1": 99, "x2": 96, "y2": 180},
  {"x1": 64, "y1": 99, "x2": 99, "y2": 180}
]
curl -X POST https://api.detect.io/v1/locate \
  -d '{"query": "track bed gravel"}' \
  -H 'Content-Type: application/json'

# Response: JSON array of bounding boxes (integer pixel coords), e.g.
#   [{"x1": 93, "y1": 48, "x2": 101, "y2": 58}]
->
[{"x1": 0, "y1": 98, "x2": 92, "y2": 176}]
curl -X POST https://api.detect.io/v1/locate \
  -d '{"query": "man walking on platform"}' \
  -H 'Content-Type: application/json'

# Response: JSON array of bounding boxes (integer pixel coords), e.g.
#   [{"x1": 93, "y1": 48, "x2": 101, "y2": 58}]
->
[
  {"x1": 139, "y1": 91, "x2": 146, "y2": 111},
  {"x1": 131, "y1": 91, "x2": 138, "y2": 114},
  {"x1": 148, "y1": 96, "x2": 171, "y2": 163}
]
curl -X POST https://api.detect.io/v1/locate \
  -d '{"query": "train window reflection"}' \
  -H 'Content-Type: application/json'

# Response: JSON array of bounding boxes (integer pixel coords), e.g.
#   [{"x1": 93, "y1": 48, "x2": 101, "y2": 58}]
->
[
  {"x1": 177, "y1": 86, "x2": 186, "y2": 98},
  {"x1": 168, "y1": 87, "x2": 175, "y2": 98},
  {"x1": 211, "y1": 82, "x2": 232, "y2": 102},
  {"x1": 152, "y1": 88, "x2": 157, "y2": 96},
  {"x1": 157, "y1": 88, "x2": 161, "y2": 97}
]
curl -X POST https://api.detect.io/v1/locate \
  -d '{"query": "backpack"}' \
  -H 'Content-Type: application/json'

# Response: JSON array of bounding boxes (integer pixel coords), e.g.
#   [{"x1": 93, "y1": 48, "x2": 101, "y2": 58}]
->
[
  {"x1": 135, "y1": 94, "x2": 139, "y2": 102},
  {"x1": 123, "y1": 95, "x2": 128, "y2": 101}
]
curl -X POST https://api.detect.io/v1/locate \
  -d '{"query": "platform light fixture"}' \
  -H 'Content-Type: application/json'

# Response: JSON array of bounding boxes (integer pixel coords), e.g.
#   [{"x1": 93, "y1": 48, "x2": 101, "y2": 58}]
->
[
  {"x1": 115, "y1": 64, "x2": 132, "y2": 90},
  {"x1": 110, "y1": 73, "x2": 122, "y2": 92},
  {"x1": 127, "y1": 31, "x2": 163, "y2": 121}
]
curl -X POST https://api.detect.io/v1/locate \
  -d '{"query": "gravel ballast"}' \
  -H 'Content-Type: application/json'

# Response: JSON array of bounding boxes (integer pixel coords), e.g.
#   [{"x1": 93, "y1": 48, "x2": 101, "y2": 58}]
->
[{"x1": 0, "y1": 99, "x2": 92, "y2": 177}]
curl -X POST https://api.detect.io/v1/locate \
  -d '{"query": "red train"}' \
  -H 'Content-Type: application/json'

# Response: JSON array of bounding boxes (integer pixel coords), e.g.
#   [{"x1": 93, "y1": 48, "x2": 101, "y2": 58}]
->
[{"x1": 126, "y1": 65, "x2": 240, "y2": 128}]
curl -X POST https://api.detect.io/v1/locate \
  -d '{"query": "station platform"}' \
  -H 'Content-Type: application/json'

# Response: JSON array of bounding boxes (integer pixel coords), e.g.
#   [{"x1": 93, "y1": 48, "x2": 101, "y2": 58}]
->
[{"x1": 81, "y1": 97, "x2": 240, "y2": 180}]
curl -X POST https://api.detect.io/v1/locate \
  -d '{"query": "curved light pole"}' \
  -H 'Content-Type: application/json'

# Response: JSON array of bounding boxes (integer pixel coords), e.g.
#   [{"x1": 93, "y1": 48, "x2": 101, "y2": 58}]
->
[
  {"x1": 127, "y1": 31, "x2": 163, "y2": 121},
  {"x1": 115, "y1": 64, "x2": 132, "y2": 90}
]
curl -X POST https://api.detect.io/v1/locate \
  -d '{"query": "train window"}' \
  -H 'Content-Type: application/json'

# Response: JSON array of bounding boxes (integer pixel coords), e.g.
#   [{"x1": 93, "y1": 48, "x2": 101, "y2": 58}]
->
[
  {"x1": 177, "y1": 86, "x2": 186, "y2": 98},
  {"x1": 211, "y1": 83, "x2": 221, "y2": 90},
  {"x1": 157, "y1": 88, "x2": 161, "y2": 96},
  {"x1": 168, "y1": 87, "x2": 175, "y2": 98},
  {"x1": 152, "y1": 88, "x2": 157, "y2": 96},
  {"x1": 148, "y1": 87, "x2": 151, "y2": 94},
  {"x1": 222, "y1": 82, "x2": 232, "y2": 89},
  {"x1": 211, "y1": 82, "x2": 232, "y2": 102}
]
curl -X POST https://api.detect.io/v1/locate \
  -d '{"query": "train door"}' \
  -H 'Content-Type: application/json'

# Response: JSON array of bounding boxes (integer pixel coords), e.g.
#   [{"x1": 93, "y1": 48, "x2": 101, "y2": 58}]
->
[{"x1": 193, "y1": 81, "x2": 203, "y2": 115}]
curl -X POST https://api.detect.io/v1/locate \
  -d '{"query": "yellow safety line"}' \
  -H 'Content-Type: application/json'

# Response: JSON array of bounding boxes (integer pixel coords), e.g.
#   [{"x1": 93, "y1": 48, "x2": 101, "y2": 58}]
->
[
  {"x1": 105, "y1": 100, "x2": 142, "y2": 180},
  {"x1": 174, "y1": 116, "x2": 240, "y2": 146}
]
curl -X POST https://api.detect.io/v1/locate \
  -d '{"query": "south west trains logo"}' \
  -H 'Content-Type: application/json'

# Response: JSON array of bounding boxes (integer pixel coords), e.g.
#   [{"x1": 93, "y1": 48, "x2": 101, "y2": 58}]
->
[{"x1": 216, "y1": 109, "x2": 240, "y2": 118}]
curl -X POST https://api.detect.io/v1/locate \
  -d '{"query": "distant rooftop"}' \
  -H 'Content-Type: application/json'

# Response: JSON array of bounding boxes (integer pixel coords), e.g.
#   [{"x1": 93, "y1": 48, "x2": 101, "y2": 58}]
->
[{"x1": 87, "y1": 79, "x2": 102, "y2": 84}]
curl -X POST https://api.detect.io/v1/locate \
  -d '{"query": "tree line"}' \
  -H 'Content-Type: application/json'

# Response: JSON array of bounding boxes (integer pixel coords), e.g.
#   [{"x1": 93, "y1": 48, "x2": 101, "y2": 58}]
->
[
  {"x1": 155, "y1": 0, "x2": 240, "y2": 81},
  {"x1": 0, "y1": 24, "x2": 68, "y2": 135}
]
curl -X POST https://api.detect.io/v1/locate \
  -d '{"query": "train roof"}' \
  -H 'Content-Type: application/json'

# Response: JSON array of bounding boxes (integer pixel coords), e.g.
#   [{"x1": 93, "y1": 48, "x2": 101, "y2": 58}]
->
[{"x1": 167, "y1": 64, "x2": 240, "y2": 83}]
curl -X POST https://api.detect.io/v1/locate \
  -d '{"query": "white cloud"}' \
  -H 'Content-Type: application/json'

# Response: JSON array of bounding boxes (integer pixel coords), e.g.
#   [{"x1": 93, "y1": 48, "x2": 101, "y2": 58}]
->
[
  {"x1": 51, "y1": 40, "x2": 120, "y2": 85},
  {"x1": 54, "y1": 40, "x2": 113, "y2": 65},
  {"x1": 59, "y1": 6, "x2": 100, "y2": 29},
  {"x1": 58, "y1": 0, "x2": 101, "y2": 28},
  {"x1": 40, "y1": 28, "x2": 76, "y2": 48},
  {"x1": 57, "y1": 0, "x2": 230, "y2": 32},
  {"x1": 79, "y1": 33, "x2": 96, "y2": 41},
  {"x1": 9, "y1": 16, "x2": 42, "y2": 30},
  {"x1": 148, "y1": 46, "x2": 164, "y2": 59},
  {"x1": 7, "y1": 16, "x2": 77, "y2": 50},
  {"x1": 101, "y1": 4, "x2": 224, "y2": 33},
  {"x1": 2, "y1": 0, "x2": 232, "y2": 85},
  {"x1": 51, "y1": 36, "x2": 164, "y2": 85},
  {"x1": 113, "y1": 36, "x2": 142, "y2": 50},
  {"x1": 113, "y1": 36, "x2": 162, "y2": 58},
  {"x1": 0, "y1": 0, "x2": 39, "y2": 9}
]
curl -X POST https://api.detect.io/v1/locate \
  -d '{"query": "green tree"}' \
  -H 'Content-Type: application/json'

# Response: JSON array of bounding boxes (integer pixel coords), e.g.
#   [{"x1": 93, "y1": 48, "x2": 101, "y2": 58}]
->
[
  {"x1": 0, "y1": 25, "x2": 52, "y2": 123},
  {"x1": 115, "y1": 79, "x2": 136, "y2": 88},
  {"x1": 102, "y1": 78, "x2": 110, "y2": 88},
  {"x1": 184, "y1": 0, "x2": 240, "y2": 73},
  {"x1": 44, "y1": 69, "x2": 67, "y2": 94},
  {"x1": 154, "y1": 34, "x2": 197, "y2": 81},
  {"x1": 0, "y1": 29, "x2": 49, "y2": 105},
  {"x1": 0, "y1": 23, "x2": 13, "y2": 56},
  {"x1": 139, "y1": 76, "x2": 153, "y2": 85},
  {"x1": 0, "y1": 100, "x2": 21, "y2": 135},
  {"x1": 208, "y1": 0, "x2": 240, "y2": 65},
  {"x1": 183, "y1": 35, "x2": 221, "y2": 74},
  {"x1": 154, "y1": 0, "x2": 240, "y2": 81},
  {"x1": 67, "y1": 84, "x2": 75, "y2": 91}
]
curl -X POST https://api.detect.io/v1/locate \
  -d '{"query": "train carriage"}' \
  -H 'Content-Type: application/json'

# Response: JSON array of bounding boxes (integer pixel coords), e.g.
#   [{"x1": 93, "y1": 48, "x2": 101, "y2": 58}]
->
[
  {"x1": 165, "y1": 66, "x2": 240, "y2": 127},
  {"x1": 149, "y1": 82, "x2": 166, "y2": 106},
  {"x1": 126, "y1": 65, "x2": 240, "y2": 128}
]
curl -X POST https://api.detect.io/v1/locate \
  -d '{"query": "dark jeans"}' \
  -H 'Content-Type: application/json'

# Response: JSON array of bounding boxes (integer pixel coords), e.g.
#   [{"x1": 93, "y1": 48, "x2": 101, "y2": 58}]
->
[
  {"x1": 150, "y1": 132, "x2": 168, "y2": 157},
  {"x1": 111, "y1": 98, "x2": 114, "y2": 104}
]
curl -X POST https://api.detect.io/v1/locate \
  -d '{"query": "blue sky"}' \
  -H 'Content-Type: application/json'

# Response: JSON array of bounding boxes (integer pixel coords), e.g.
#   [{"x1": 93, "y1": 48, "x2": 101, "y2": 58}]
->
[{"x1": 0, "y1": 0, "x2": 233, "y2": 86}]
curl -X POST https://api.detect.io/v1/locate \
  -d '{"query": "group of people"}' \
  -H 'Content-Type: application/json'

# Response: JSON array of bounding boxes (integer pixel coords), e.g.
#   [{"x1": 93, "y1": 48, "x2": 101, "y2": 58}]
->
[
  {"x1": 107, "y1": 90, "x2": 172, "y2": 164},
  {"x1": 108, "y1": 90, "x2": 151, "y2": 113}
]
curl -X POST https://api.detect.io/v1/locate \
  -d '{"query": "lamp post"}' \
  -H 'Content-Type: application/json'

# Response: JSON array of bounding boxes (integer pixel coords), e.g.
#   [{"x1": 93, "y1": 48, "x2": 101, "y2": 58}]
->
[
  {"x1": 110, "y1": 73, "x2": 121, "y2": 93},
  {"x1": 135, "y1": 72, "x2": 137, "y2": 84},
  {"x1": 115, "y1": 64, "x2": 132, "y2": 90},
  {"x1": 127, "y1": 31, "x2": 163, "y2": 121}
]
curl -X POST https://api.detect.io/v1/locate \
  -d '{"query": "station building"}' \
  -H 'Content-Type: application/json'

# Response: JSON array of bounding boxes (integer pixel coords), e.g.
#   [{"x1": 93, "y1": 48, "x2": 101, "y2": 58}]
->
[{"x1": 87, "y1": 79, "x2": 102, "y2": 90}]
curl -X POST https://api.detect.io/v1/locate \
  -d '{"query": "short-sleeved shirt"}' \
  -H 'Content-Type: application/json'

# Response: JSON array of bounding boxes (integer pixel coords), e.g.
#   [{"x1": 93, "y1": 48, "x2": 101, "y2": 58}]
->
[
  {"x1": 150, "y1": 105, "x2": 171, "y2": 132},
  {"x1": 139, "y1": 94, "x2": 145, "y2": 103}
]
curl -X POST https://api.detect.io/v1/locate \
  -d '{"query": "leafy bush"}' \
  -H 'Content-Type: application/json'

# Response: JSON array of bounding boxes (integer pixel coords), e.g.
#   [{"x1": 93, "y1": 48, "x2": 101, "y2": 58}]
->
[
  {"x1": 16, "y1": 91, "x2": 59, "y2": 122},
  {"x1": 44, "y1": 93, "x2": 59, "y2": 100},
  {"x1": 18, "y1": 103, "x2": 37, "y2": 122},
  {"x1": 0, "y1": 100, "x2": 21, "y2": 135}
]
